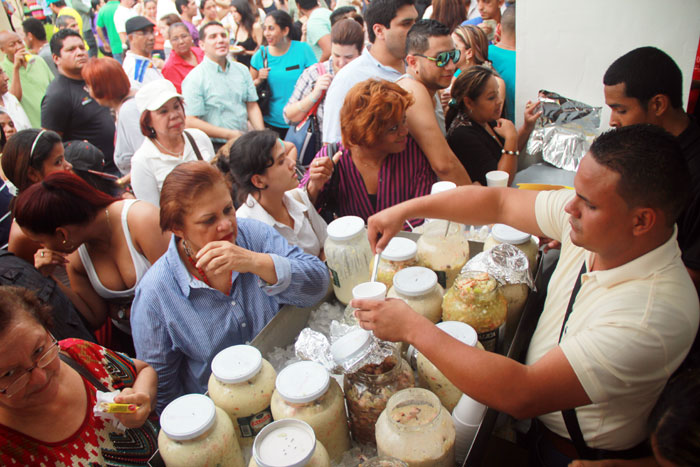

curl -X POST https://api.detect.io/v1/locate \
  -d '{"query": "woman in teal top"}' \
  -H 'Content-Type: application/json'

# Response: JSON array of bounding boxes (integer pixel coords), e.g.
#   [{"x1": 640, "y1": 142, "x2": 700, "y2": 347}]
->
[{"x1": 251, "y1": 10, "x2": 317, "y2": 138}]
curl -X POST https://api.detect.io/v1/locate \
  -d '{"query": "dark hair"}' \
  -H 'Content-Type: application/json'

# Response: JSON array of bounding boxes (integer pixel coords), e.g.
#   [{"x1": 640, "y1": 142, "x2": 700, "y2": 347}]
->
[
  {"x1": 199, "y1": 20, "x2": 224, "y2": 40},
  {"x1": 365, "y1": 0, "x2": 415, "y2": 43},
  {"x1": 139, "y1": 98, "x2": 184, "y2": 137},
  {"x1": 603, "y1": 47, "x2": 683, "y2": 110},
  {"x1": 160, "y1": 161, "x2": 228, "y2": 232},
  {"x1": 49, "y1": 28, "x2": 82, "y2": 56},
  {"x1": 51, "y1": 0, "x2": 67, "y2": 6},
  {"x1": 1, "y1": 129, "x2": 63, "y2": 192},
  {"x1": 231, "y1": 0, "x2": 255, "y2": 34},
  {"x1": 500, "y1": 5, "x2": 514, "y2": 35},
  {"x1": 430, "y1": 0, "x2": 466, "y2": 33},
  {"x1": 218, "y1": 130, "x2": 278, "y2": 203},
  {"x1": 81, "y1": 57, "x2": 130, "y2": 102},
  {"x1": 331, "y1": 19, "x2": 364, "y2": 52},
  {"x1": 330, "y1": 6, "x2": 364, "y2": 27},
  {"x1": 297, "y1": 0, "x2": 317, "y2": 11},
  {"x1": 266, "y1": 10, "x2": 292, "y2": 36},
  {"x1": 200, "y1": 0, "x2": 214, "y2": 10},
  {"x1": 168, "y1": 22, "x2": 191, "y2": 38},
  {"x1": 405, "y1": 18, "x2": 450, "y2": 55},
  {"x1": 22, "y1": 17, "x2": 47, "y2": 41},
  {"x1": 649, "y1": 370, "x2": 700, "y2": 466},
  {"x1": 175, "y1": 0, "x2": 190, "y2": 14},
  {"x1": 445, "y1": 65, "x2": 498, "y2": 128},
  {"x1": 0, "y1": 123, "x2": 5, "y2": 152},
  {"x1": 160, "y1": 13, "x2": 182, "y2": 27},
  {"x1": 589, "y1": 124, "x2": 690, "y2": 226},
  {"x1": 14, "y1": 171, "x2": 119, "y2": 235},
  {"x1": 0, "y1": 286, "x2": 53, "y2": 338}
]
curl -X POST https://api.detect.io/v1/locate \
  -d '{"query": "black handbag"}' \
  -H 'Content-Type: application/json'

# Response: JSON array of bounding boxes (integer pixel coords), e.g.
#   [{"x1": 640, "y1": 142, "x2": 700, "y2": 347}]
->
[{"x1": 256, "y1": 47, "x2": 271, "y2": 115}]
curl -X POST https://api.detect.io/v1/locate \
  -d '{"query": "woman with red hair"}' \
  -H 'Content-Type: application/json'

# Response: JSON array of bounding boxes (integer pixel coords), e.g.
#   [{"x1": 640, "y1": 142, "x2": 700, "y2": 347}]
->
[{"x1": 300, "y1": 79, "x2": 437, "y2": 224}]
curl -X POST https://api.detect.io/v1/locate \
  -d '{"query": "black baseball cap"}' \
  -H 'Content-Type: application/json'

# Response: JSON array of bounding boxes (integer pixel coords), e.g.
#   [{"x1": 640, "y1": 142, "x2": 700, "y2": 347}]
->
[{"x1": 125, "y1": 16, "x2": 155, "y2": 34}]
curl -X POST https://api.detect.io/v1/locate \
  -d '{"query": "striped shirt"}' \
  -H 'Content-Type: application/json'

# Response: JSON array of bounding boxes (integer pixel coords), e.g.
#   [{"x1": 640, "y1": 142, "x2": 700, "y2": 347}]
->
[
  {"x1": 121, "y1": 52, "x2": 163, "y2": 90},
  {"x1": 131, "y1": 219, "x2": 329, "y2": 413},
  {"x1": 300, "y1": 136, "x2": 437, "y2": 224}
]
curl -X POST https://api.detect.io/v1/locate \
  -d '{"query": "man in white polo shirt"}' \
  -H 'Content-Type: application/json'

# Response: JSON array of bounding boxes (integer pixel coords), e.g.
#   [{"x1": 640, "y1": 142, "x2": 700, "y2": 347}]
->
[{"x1": 353, "y1": 124, "x2": 699, "y2": 463}]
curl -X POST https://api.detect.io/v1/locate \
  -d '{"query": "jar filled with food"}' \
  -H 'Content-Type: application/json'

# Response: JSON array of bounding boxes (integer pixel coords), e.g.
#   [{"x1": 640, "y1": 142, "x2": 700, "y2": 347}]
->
[
  {"x1": 324, "y1": 216, "x2": 373, "y2": 305},
  {"x1": 375, "y1": 388, "x2": 455, "y2": 466},
  {"x1": 369, "y1": 237, "x2": 417, "y2": 289},
  {"x1": 442, "y1": 271, "x2": 507, "y2": 351},
  {"x1": 362, "y1": 456, "x2": 409, "y2": 466},
  {"x1": 208, "y1": 345, "x2": 276, "y2": 450},
  {"x1": 416, "y1": 321, "x2": 478, "y2": 411},
  {"x1": 387, "y1": 267, "x2": 443, "y2": 323},
  {"x1": 250, "y1": 419, "x2": 331, "y2": 467},
  {"x1": 416, "y1": 221, "x2": 469, "y2": 290},
  {"x1": 158, "y1": 394, "x2": 244, "y2": 467},
  {"x1": 483, "y1": 224, "x2": 539, "y2": 275},
  {"x1": 270, "y1": 361, "x2": 351, "y2": 461}
]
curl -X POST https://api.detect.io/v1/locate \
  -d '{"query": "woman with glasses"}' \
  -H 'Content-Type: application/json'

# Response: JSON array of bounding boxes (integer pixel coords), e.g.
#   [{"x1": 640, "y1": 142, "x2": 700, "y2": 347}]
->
[
  {"x1": 0, "y1": 285, "x2": 159, "y2": 466},
  {"x1": 161, "y1": 23, "x2": 204, "y2": 93}
]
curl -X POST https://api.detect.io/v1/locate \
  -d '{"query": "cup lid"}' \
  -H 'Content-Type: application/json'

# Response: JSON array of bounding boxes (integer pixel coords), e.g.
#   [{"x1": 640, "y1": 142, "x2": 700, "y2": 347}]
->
[
  {"x1": 253, "y1": 419, "x2": 317, "y2": 467},
  {"x1": 352, "y1": 281, "x2": 387, "y2": 300},
  {"x1": 436, "y1": 321, "x2": 478, "y2": 347},
  {"x1": 211, "y1": 345, "x2": 263, "y2": 384},
  {"x1": 326, "y1": 216, "x2": 365, "y2": 241},
  {"x1": 330, "y1": 329, "x2": 372, "y2": 365},
  {"x1": 430, "y1": 181, "x2": 457, "y2": 194},
  {"x1": 160, "y1": 394, "x2": 216, "y2": 441},
  {"x1": 392, "y1": 267, "x2": 438, "y2": 297},
  {"x1": 275, "y1": 361, "x2": 330, "y2": 403},
  {"x1": 380, "y1": 237, "x2": 417, "y2": 262},
  {"x1": 491, "y1": 224, "x2": 531, "y2": 245}
]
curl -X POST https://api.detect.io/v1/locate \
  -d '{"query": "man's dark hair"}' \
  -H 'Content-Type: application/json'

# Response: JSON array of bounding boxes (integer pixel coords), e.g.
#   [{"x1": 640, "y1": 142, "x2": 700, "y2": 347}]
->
[
  {"x1": 199, "y1": 20, "x2": 224, "y2": 40},
  {"x1": 51, "y1": 0, "x2": 67, "y2": 6},
  {"x1": 603, "y1": 47, "x2": 683, "y2": 109},
  {"x1": 22, "y1": 17, "x2": 47, "y2": 41},
  {"x1": 589, "y1": 124, "x2": 690, "y2": 226},
  {"x1": 405, "y1": 18, "x2": 449, "y2": 55},
  {"x1": 330, "y1": 6, "x2": 364, "y2": 27},
  {"x1": 365, "y1": 0, "x2": 415, "y2": 43},
  {"x1": 49, "y1": 28, "x2": 82, "y2": 56},
  {"x1": 297, "y1": 0, "x2": 318, "y2": 11},
  {"x1": 175, "y1": 0, "x2": 189, "y2": 14}
]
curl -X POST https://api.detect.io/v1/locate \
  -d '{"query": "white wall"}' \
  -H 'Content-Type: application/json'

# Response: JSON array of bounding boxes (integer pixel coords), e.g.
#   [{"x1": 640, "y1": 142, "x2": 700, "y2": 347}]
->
[{"x1": 515, "y1": 0, "x2": 700, "y2": 131}]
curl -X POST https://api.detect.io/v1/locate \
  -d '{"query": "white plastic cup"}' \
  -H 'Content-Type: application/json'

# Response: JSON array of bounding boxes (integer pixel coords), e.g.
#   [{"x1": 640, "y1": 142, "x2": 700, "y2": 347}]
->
[
  {"x1": 452, "y1": 412, "x2": 480, "y2": 465},
  {"x1": 352, "y1": 281, "x2": 387, "y2": 301},
  {"x1": 485, "y1": 170, "x2": 509, "y2": 187},
  {"x1": 453, "y1": 394, "x2": 487, "y2": 425}
]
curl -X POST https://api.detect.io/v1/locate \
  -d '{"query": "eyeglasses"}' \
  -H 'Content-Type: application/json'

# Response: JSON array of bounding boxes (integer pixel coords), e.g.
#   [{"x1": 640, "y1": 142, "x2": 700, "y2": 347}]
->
[
  {"x1": 413, "y1": 49, "x2": 461, "y2": 67},
  {"x1": 0, "y1": 333, "x2": 59, "y2": 398}
]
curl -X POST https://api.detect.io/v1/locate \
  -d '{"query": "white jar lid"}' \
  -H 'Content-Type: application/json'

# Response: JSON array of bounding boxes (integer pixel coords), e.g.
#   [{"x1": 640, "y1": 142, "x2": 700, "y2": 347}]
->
[
  {"x1": 436, "y1": 321, "x2": 478, "y2": 347},
  {"x1": 160, "y1": 394, "x2": 216, "y2": 441},
  {"x1": 326, "y1": 216, "x2": 365, "y2": 241},
  {"x1": 211, "y1": 345, "x2": 262, "y2": 384},
  {"x1": 330, "y1": 329, "x2": 372, "y2": 365},
  {"x1": 381, "y1": 237, "x2": 417, "y2": 262},
  {"x1": 491, "y1": 224, "x2": 531, "y2": 245},
  {"x1": 392, "y1": 266, "x2": 438, "y2": 297},
  {"x1": 253, "y1": 419, "x2": 316, "y2": 467},
  {"x1": 430, "y1": 181, "x2": 457, "y2": 194},
  {"x1": 275, "y1": 361, "x2": 330, "y2": 404}
]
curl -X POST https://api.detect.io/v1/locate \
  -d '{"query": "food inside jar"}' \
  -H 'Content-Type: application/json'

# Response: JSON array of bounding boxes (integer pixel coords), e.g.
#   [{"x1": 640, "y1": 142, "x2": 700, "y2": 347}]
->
[
  {"x1": 441, "y1": 272, "x2": 507, "y2": 334},
  {"x1": 389, "y1": 401, "x2": 439, "y2": 426}
]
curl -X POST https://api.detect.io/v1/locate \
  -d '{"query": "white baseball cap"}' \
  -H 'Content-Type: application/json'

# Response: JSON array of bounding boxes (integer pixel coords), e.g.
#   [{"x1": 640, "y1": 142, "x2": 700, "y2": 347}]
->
[{"x1": 135, "y1": 79, "x2": 183, "y2": 114}]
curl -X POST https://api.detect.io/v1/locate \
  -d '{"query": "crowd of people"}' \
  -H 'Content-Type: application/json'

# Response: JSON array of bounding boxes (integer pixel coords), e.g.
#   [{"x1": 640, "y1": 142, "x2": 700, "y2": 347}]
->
[{"x1": 0, "y1": 0, "x2": 699, "y2": 465}]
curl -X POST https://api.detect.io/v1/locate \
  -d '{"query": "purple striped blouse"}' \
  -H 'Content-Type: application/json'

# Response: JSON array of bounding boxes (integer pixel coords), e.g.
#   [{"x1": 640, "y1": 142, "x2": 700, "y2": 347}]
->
[{"x1": 300, "y1": 136, "x2": 438, "y2": 225}]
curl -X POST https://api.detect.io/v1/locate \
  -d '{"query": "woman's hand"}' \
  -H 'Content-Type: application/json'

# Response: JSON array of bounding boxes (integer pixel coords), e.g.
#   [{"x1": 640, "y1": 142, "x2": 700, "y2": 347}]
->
[
  {"x1": 306, "y1": 152, "x2": 340, "y2": 203},
  {"x1": 195, "y1": 240, "x2": 257, "y2": 276},
  {"x1": 113, "y1": 387, "x2": 152, "y2": 429},
  {"x1": 310, "y1": 73, "x2": 332, "y2": 101},
  {"x1": 493, "y1": 118, "x2": 518, "y2": 141},
  {"x1": 34, "y1": 248, "x2": 68, "y2": 277},
  {"x1": 523, "y1": 100, "x2": 542, "y2": 129},
  {"x1": 257, "y1": 67, "x2": 270, "y2": 80}
]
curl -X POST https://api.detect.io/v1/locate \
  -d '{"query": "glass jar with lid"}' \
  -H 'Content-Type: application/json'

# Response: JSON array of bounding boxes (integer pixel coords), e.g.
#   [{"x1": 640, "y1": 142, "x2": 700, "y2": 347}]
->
[
  {"x1": 208, "y1": 345, "x2": 276, "y2": 450},
  {"x1": 416, "y1": 321, "x2": 478, "y2": 411},
  {"x1": 416, "y1": 221, "x2": 469, "y2": 290},
  {"x1": 375, "y1": 388, "x2": 455, "y2": 466},
  {"x1": 442, "y1": 271, "x2": 507, "y2": 351},
  {"x1": 324, "y1": 216, "x2": 373, "y2": 305},
  {"x1": 250, "y1": 419, "x2": 331, "y2": 467},
  {"x1": 158, "y1": 393, "x2": 245, "y2": 467},
  {"x1": 483, "y1": 224, "x2": 539, "y2": 274},
  {"x1": 386, "y1": 267, "x2": 443, "y2": 323},
  {"x1": 270, "y1": 361, "x2": 351, "y2": 461},
  {"x1": 369, "y1": 237, "x2": 418, "y2": 289}
]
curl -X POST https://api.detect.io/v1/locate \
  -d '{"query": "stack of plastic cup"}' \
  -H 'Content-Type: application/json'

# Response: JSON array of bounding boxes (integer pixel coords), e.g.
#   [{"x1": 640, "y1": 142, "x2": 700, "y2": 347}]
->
[{"x1": 452, "y1": 394, "x2": 487, "y2": 464}]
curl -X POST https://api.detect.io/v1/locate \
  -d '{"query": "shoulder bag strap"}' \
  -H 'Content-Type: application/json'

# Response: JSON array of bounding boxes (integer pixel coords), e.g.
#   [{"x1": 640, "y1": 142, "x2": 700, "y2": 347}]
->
[
  {"x1": 60, "y1": 352, "x2": 110, "y2": 391},
  {"x1": 184, "y1": 131, "x2": 203, "y2": 160},
  {"x1": 263, "y1": 46, "x2": 268, "y2": 69},
  {"x1": 296, "y1": 62, "x2": 329, "y2": 128}
]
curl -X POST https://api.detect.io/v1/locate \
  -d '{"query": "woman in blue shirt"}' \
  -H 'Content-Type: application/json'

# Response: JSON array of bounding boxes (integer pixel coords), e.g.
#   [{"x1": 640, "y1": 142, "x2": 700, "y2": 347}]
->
[{"x1": 250, "y1": 10, "x2": 317, "y2": 138}]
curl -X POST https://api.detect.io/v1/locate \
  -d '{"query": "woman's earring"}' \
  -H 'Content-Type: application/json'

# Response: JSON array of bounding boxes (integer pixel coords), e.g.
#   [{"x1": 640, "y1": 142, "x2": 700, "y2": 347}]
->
[{"x1": 149, "y1": 127, "x2": 156, "y2": 137}]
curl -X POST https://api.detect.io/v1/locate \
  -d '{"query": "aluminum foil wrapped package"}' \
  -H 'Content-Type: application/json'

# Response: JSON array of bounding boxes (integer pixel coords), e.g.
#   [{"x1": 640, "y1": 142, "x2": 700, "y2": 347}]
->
[
  {"x1": 294, "y1": 327, "x2": 338, "y2": 373},
  {"x1": 527, "y1": 90, "x2": 601, "y2": 171},
  {"x1": 461, "y1": 243, "x2": 534, "y2": 289}
]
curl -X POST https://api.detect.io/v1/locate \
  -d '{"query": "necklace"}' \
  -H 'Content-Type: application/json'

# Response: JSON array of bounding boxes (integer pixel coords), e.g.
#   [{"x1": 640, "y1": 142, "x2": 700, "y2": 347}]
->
[
  {"x1": 182, "y1": 239, "x2": 233, "y2": 290},
  {"x1": 153, "y1": 136, "x2": 184, "y2": 157}
]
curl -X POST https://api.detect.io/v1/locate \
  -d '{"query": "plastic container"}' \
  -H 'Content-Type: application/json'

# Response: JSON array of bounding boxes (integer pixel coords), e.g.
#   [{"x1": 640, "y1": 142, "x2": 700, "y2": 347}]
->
[
  {"x1": 416, "y1": 221, "x2": 469, "y2": 289},
  {"x1": 416, "y1": 321, "x2": 478, "y2": 412},
  {"x1": 271, "y1": 361, "x2": 351, "y2": 461},
  {"x1": 250, "y1": 419, "x2": 331, "y2": 467},
  {"x1": 441, "y1": 271, "x2": 507, "y2": 351},
  {"x1": 369, "y1": 237, "x2": 417, "y2": 289},
  {"x1": 375, "y1": 388, "x2": 455, "y2": 466},
  {"x1": 324, "y1": 216, "x2": 373, "y2": 305},
  {"x1": 483, "y1": 224, "x2": 539, "y2": 274},
  {"x1": 344, "y1": 281, "x2": 387, "y2": 326},
  {"x1": 158, "y1": 394, "x2": 244, "y2": 467},
  {"x1": 208, "y1": 345, "x2": 276, "y2": 450},
  {"x1": 452, "y1": 394, "x2": 487, "y2": 465},
  {"x1": 386, "y1": 267, "x2": 443, "y2": 323}
]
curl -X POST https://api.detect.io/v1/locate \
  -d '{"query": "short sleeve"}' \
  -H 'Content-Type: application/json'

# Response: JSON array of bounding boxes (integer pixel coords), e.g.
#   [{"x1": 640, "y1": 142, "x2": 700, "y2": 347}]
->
[
  {"x1": 307, "y1": 15, "x2": 330, "y2": 47},
  {"x1": 301, "y1": 42, "x2": 317, "y2": 67},
  {"x1": 181, "y1": 71, "x2": 205, "y2": 117},
  {"x1": 534, "y1": 189, "x2": 575, "y2": 243}
]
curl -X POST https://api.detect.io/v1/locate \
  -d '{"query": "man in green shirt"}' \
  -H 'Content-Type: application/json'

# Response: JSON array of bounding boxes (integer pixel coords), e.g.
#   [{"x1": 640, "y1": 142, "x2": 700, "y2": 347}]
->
[
  {"x1": 96, "y1": 0, "x2": 124, "y2": 62},
  {"x1": 0, "y1": 31, "x2": 54, "y2": 128}
]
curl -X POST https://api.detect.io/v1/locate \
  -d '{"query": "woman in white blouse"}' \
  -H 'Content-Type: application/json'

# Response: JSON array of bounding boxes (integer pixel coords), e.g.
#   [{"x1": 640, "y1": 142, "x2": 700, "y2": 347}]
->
[
  {"x1": 217, "y1": 130, "x2": 327, "y2": 258},
  {"x1": 131, "y1": 79, "x2": 214, "y2": 206}
]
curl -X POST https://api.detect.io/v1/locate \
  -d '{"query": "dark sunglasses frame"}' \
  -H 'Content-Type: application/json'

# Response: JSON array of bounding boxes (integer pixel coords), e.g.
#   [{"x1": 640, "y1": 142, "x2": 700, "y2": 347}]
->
[{"x1": 413, "y1": 49, "x2": 461, "y2": 67}]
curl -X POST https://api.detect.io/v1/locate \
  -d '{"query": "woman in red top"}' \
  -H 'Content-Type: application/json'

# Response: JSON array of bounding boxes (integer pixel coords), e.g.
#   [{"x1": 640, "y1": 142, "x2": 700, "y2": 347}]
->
[{"x1": 162, "y1": 23, "x2": 205, "y2": 93}]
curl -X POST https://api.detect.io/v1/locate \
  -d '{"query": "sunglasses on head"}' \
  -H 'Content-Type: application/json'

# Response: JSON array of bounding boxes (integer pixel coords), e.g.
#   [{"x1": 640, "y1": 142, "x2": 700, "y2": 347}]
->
[{"x1": 414, "y1": 49, "x2": 461, "y2": 67}]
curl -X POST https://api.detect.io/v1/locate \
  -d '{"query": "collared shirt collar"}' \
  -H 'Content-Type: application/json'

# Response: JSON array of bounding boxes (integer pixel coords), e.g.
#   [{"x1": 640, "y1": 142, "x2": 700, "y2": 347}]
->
[
  {"x1": 202, "y1": 54, "x2": 231, "y2": 73},
  {"x1": 362, "y1": 44, "x2": 403, "y2": 75},
  {"x1": 242, "y1": 192, "x2": 308, "y2": 235}
]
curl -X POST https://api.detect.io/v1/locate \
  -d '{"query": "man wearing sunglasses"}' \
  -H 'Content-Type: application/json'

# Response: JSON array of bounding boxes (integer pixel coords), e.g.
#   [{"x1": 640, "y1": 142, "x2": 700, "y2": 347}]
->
[{"x1": 398, "y1": 19, "x2": 472, "y2": 185}]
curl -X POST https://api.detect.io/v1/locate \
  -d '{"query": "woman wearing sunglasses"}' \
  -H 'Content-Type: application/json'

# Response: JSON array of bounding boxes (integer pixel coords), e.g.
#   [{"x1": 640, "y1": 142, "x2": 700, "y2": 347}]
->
[{"x1": 0, "y1": 285, "x2": 159, "y2": 466}]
